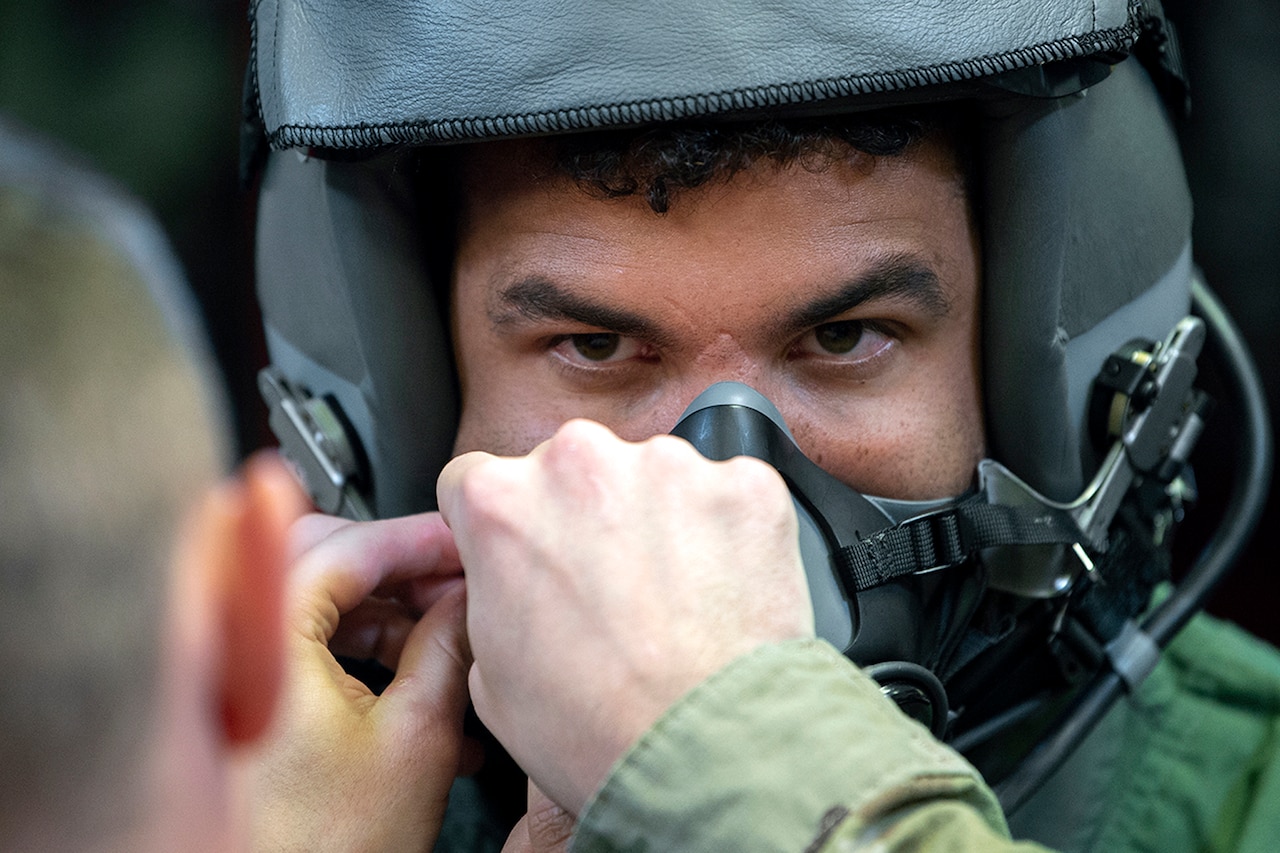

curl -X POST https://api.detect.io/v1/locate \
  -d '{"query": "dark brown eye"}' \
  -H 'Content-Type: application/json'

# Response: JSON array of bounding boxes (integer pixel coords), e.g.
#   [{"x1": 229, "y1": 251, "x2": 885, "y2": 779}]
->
[
  {"x1": 814, "y1": 321, "x2": 864, "y2": 354},
  {"x1": 571, "y1": 333, "x2": 621, "y2": 361}
]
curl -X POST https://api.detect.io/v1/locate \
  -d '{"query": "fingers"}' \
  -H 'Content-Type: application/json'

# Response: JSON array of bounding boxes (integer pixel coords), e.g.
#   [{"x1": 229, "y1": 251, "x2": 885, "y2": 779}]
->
[
  {"x1": 287, "y1": 511, "x2": 350, "y2": 561},
  {"x1": 524, "y1": 782, "x2": 575, "y2": 851},
  {"x1": 248, "y1": 489, "x2": 477, "y2": 851},
  {"x1": 328, "y1": 597, "x2": 418, "y2": 669},
  {"x1": 288, "y1": 512, "x2": 464, "y2": 641},
  {"x1": 501, "y1": 782, "x2": 575, "y2": 853},
  {"x1": 379, "y1": 580, "x2": 473, "y2": 749},
  {"x1": 444, "y1": 417, "x2": 813, "y2": 814}
]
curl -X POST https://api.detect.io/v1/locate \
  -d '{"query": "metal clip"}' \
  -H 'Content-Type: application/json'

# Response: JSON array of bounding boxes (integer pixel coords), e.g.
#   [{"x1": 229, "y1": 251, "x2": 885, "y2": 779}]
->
[{"x1": 258, "y1": 367, "x2": 373, "y2": 521}]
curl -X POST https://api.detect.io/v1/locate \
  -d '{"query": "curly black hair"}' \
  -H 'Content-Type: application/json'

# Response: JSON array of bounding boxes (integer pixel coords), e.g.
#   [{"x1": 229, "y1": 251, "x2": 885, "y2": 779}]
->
[
  {"x1": 553, "y1": 114, "x2": 937, "y2": 213},
  {"x1": 416, "y1": 107, "x2": 972, "y2": 289}
]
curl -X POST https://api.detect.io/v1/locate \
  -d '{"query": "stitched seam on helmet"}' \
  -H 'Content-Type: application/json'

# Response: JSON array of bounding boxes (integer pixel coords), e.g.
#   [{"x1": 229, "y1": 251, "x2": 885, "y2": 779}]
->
[
  {"x1": 248, "y1": 0, "x2": 266, "y2": 131},
  {"x1": 265, "y1": 19, "x2": 1141, "y2": 150},
  {"x1": 246, "y1": 0, "x2": 275, "y2": 134}
]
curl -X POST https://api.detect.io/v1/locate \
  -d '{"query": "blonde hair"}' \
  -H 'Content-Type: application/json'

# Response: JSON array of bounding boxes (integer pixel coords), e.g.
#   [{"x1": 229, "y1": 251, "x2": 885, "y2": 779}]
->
[{"x1": 0, "y1": 127, "x2": 227, "y2": 846}]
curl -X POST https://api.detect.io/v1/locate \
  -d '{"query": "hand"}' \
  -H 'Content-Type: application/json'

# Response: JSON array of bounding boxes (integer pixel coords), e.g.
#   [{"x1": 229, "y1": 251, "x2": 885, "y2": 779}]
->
[
  {"x1": 501, "y1": 782, "x2": 574, "y2": 853},
  {"x1": 438, "y1": 419, "x2": 815, "y2": 815},
  {"x1": 242, "y1": 511, "x2": 474, "y2": 853}
]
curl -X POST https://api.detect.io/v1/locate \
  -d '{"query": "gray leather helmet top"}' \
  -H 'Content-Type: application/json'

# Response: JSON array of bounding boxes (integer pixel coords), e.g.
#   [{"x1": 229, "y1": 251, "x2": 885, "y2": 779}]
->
[{"x1": 249, "y1": 0, "x2": 1191, "y2": 517}]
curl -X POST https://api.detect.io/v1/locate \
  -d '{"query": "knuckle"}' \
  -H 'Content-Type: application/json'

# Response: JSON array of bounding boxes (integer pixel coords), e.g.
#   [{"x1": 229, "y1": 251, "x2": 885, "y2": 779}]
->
[
  {"x1": 454, "y1": 460, "x2": 522, "y2": 528},
  {"x1": 723, "y1": 454, "x2": 787, "y2": 499},
  {"x1": 722, "y1": 456, "x2": 798, "y2": 527},
  {"x1": 542, "y1": 418, "x2": 617, "y2": 470},
  {"x1": 551, "y1": 417, "x2": 612, "y2": 449},
  {"x1": 640, "y1": 433, "x2": 701, "y2": 473}
]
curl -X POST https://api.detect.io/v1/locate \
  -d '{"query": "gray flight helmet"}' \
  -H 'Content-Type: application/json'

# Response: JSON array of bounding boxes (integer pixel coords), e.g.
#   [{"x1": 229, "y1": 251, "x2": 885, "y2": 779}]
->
[{"x1": 248, "y1": 0, "x2": 1189, "y2": 517}]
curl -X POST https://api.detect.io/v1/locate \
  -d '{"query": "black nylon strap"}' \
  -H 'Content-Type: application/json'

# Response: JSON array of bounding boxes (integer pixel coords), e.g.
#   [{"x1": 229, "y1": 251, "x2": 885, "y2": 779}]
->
[{"x1": 833, "y1": 498, "x2": 1086, "y2": 593}]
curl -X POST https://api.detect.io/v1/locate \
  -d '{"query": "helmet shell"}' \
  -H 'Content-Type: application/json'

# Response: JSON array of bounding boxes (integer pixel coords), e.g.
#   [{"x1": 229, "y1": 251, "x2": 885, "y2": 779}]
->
[{"x1": 250, "y1": 0, "x2": 1190, "y2": 513}]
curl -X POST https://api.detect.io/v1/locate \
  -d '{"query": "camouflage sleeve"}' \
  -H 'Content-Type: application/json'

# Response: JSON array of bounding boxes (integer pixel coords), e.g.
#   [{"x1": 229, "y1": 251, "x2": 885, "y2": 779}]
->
[{"x1": 571, "y1": 638, "x2": 1053, "y2": 852}]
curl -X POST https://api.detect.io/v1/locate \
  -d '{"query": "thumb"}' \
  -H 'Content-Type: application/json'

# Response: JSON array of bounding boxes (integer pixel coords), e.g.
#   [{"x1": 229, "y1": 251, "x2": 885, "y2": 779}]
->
[
  {"x1": 521, "y1": 781, "x2": 575, "y2": 852},
  {"x1": 377, "y1": 579, "x2": 473, "y2": 739}
]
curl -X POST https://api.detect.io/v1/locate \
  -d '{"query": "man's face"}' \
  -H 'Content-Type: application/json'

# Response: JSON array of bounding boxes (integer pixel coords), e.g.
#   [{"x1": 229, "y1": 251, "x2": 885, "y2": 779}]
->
[{"x1": 450, "y1": 135, "x2": 984, "y2": 500}]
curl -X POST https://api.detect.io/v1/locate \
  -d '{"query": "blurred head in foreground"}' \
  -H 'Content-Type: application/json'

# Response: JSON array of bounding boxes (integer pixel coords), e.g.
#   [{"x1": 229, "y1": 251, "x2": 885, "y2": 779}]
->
[{"x1": 0, "y1": 117, "x2": 301, "y2": 852}]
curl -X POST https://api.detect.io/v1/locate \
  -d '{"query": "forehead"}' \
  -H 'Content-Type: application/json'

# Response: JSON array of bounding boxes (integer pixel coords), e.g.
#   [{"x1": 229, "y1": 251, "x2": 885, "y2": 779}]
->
[
  {"x1": 450, "y1": 132, "x2": 974, "y2": 316},
  {"x1": 445, "y1": 130, "x2": 986, "y2": 498}
]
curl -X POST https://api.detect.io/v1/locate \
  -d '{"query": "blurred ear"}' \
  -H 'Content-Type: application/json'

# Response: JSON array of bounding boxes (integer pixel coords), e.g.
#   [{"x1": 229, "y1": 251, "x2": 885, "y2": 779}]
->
[{"x1": 192, "y1": 453, "x2": 310, "y2": 746}]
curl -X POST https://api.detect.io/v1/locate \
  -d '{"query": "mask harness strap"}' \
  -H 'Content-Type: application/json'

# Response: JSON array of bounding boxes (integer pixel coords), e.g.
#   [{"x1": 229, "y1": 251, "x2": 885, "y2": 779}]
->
[
  {"x1": 834, "y1": 498, "x2": 1084, "y2": 594},
  {"x1": 838, "y1": 311, "x2": 1210, "y2": 605},
  {"x1": 813, "y1": 310, "x2": 1217, "y2": 773}
]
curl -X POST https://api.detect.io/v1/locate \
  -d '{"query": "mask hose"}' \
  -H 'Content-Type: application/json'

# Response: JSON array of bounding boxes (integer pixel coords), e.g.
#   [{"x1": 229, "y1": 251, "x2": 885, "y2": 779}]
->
[{"x1": 996, "y1": 277, "x2": 1274, "y2": 816}]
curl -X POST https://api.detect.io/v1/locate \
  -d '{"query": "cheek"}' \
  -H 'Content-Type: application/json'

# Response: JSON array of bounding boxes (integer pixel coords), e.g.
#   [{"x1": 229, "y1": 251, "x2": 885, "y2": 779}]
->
[
  {"x1": 454, "y1": 406, "x2": 557, "y2": 458},
  {"x1": 453, "y1": 367, "x2": 672, "y2": 457},
  {"x1": 884, "y1": 394, "x2": 985, "y2": 497},
  {"x1": 450, "y1": 332, "x2": 555, "y2": 457},
  {"x1": 451, "y1": 275, "x2": 553, "y2": 456},
  {"x1": 785, "y1": 381, "x2": 984, "y2": 501},
  {"x1": 452, "y1": 371, "x2": 566, "y2": 457}
]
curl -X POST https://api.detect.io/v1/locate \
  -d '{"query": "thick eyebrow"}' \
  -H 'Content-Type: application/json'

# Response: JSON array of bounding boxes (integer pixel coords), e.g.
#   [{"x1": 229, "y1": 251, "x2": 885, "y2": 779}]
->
[
  {"x1": 491, "y1": 254, "x2": 950, "y2": 341},
  {"x1": 491, "y1": 276, "x2": 674, "y2": 345},
  {"x1": 777, "y1": 254, "x2": 952, "y2": 336}
]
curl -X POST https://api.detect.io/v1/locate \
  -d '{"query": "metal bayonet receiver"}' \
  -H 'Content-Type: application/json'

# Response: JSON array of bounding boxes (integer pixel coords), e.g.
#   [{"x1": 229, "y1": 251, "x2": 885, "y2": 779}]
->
[
  {"x1": 259, "y1": 366, "x2": 373, "y2": 521},
  {"x1": 982, "y1": 316, "x2": 1208, "y2": 597}
]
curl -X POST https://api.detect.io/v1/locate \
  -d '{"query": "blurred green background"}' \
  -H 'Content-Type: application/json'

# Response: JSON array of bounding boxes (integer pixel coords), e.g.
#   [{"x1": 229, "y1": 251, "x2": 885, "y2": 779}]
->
[
  {"x1": 2, "y1": 0, "x2": 1276, "y2": 642},
  {"x1": 2, "y1": 3, "x2": 232, "y2": 215},
  {"x1": 0, "y1": 0, "x2": 263, "y2": 454}
]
